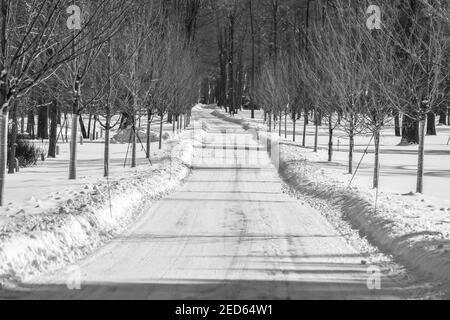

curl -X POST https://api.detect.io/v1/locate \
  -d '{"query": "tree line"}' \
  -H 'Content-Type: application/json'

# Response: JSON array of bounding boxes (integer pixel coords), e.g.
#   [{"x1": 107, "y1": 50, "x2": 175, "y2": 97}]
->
[
  {"x1": 0, "y1": 0, "x2": 203, "y2": 206},
  {"x1": 202, "y1": 0, "x2": 450, "y2": 195}
]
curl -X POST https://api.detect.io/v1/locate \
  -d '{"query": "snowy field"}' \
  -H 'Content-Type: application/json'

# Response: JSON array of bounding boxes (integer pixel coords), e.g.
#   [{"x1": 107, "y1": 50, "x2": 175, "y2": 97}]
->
[
  {"x1": 228, "y1": 109, "x2": 450, "y2": 201},
  {"x1": 0, "y1": 117, "x2": 179, "y2": 227},
  {"x1": 0, "y1": 114, "x2": 202, "y2": 285}
]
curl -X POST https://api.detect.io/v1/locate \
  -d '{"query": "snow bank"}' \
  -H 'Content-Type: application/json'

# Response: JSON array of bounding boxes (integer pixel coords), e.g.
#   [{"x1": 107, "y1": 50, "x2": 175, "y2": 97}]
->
[
  {"x1": 277, "y1": 145, "x2": 450, "y2": 284},
  {"x1": 0, "y1": 130, "x2": 199, "y2": 286},
  {"x1": 211, "y1": 107, "x2": 450, "y2": 285}
]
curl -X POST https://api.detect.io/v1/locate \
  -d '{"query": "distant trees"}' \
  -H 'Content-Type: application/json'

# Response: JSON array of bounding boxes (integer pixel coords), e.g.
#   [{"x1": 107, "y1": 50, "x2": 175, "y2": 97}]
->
[
  {"x1": 3, "y1": 0, "x2": 450, "y2": 206},
  {"x1": 383, "y1": 0, "x2": 447, "y2": 193},
  {"x1": 0, "y1": 0, "x2": 202, "y2": 206},
  {"x1": 249, "y1": 0, "x2": 450, "y2": 194},
  {"x1": 0, "y1": 0, "x2": 101, "y2": 205}
]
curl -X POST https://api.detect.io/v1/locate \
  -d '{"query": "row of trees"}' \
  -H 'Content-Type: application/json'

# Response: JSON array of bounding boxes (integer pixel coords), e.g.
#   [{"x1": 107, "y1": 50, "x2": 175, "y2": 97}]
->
[
  {"x1": 0, "y1": 0, "x2": 202, "y2": 206},
  {"x1": 204, "y1": 0, "x2": 450, "y2": 195}
]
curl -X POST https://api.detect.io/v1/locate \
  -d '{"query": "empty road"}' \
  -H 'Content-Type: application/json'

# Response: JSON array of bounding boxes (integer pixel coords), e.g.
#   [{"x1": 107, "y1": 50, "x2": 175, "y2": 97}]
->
[{"x1": 1, "y1": 108, "x2": 426, "y2": 300}]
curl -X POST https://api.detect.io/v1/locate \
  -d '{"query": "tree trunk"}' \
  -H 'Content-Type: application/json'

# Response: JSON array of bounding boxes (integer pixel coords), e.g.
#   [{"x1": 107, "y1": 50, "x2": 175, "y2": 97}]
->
[
  {"x1": 249, "y1": 0, "x2": 255, "y2": 119},
  {"x1": 48, "y1": 99, "x2": 58, "y2": 158},
  {"x1": 314, "y1": 107, "x2": 319, "y2": 152},
  {"x1": 69, "y1": 113, "x2": 78, "y2": 180},
  {"x1": 394, "y1": 111, "x2": 401, "y2": 137},
  {"x1": 217, "y1": 28, "x2": 227, "y2": 109},
  {"x1": 373, "y1": 128, "x2": 381, "y2": 189},
  {"x1": 8, "y1": 100, "x2": 18, "y2": 174},
  {"x1": 87, "y1": 113, "x2": 92, "y2": 140},
  {"x1": 284, "y1": 111, "x2": 287, "y2": 139},
  {"x1": 302, "y1": 109, "x2": 307, "y2": 147},
  {"x1": 268, "y1": 112, "x2": 272, "y2": 132},
  {"x1": 401, "y1": 115, "x2": 419, "y2": 144},
  {"x1": 37, "y1": 104, "x2": 49, "y2": 140},
  {"x1": 92, "y1": 116, "x2": 97, "y2": 140},
  {"x1": 271, "y1": 0, "x2": 278, "y2": 69},
  {"x1": 131, "y1": 45, "x2": 138, "y2": 168},
  {"x1": 417, "y1": 115, "x2": 427, "y2": 193},
  {"x1": 348, "y1": 118, "x2": 355, "y2": 175},
  {"x1": 159, "y1": 114, "x2": 164, "y2": 150},
  {"x1": 227, "y1": 14, "x2": 235, "y2": 115},
  {"x1": 317, "y1": 109, "x2": 322, "y2": 126},
  {"x1": 448, "y1": 107, "x2": 450, "y2": 126},
  {"x1": 104, "y1": 118, "x2": 110, "y2": 177},
  {"x1": 69, "y1": 74, "x2": 81, "y2": 180},
  {"x1": 274, "y1": 113, "x2": 278, "y2": 131},
  {"x1": 104, "y1": 38, "x2": 112, "y2": 177},
  {"x1": 146, "y1": 109, "x2": 152, "y2": 159},
  {"x1": 27, "y1": 109, "x2": 35, "y2": 139},
  {"x1": 328, "y1": 115, "x2": 333, "y2": 162},
  {"x1": 426, "y1": 112, "x2": 436, "y2": 136},
  {"x1": 64, "y1": 112, "x2": 68, "y2": 143},
  {"x1": 438, "y1": 107, "x2": 447, "y2": 125},
  {"x1": 0, "y1": 108, "x2": 8, "y2": 206},
  {"x1": 20, "y1": 112, "x2": 25, "y2": 134},
  {"x1": 236, "y1": 37, "x2": 244, "y2": 112},
  {"x1": 131, "y1": 122, "x2": 136, "y2": 168},
  {"x1": 279, "y1": 111, "x2": 282, "y2": 137},
  {"x1": 0, "y1": 15, "x2": 9, "y2": 202},
  {"x1": 79, "y1": 116, "x2": 88, "y2": 139},
  {"x1": 292, "y1": 111, "x2": 296, "y2": 142}
]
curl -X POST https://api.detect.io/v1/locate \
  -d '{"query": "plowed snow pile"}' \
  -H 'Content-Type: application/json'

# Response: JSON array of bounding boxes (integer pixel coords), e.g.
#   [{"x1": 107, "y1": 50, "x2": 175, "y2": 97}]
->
[{"x1": 0, "y1": 129, "x2": 204, "y2": 286}]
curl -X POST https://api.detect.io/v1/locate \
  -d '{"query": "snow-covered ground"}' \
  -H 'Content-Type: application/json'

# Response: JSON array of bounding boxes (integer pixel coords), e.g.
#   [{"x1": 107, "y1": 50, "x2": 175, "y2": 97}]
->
[
  {"x1": 1, "y1": 105, "x2": 448, "y2": 298},
  {"x1": 0, "y1": 117, "x2": 203, "y2": 286},
  {"x1": 1, "y1": 107, "x2": 438, "y2": 300},
  {"x1": 215, "y1": 109, "x2": 450, "y2": 201},
  {"x1": 211, "y1": 107, "x2": 450, "y2": 289},
  {"x1": 0, "y1": 118, "x2": 178, "y2": 227}
]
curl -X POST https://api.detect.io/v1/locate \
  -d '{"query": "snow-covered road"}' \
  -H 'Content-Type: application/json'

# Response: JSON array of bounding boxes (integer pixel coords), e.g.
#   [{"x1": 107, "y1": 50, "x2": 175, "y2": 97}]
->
[{"x1": 1, "y1": 109, "x2": 429, "y2": 300}]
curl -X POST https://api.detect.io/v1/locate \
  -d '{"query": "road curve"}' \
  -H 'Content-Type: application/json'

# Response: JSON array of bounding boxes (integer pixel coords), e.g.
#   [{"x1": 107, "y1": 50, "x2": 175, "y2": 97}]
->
[{"x1": 1, "y1": 108, "x2": 422, "y2": 300}]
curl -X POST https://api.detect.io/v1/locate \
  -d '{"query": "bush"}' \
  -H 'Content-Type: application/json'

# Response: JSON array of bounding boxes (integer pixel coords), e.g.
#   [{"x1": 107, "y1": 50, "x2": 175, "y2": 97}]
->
[
  {"x1": 8, "y1": 135, "x2": 44, "y2": 168},
  {"x1": 162, "y1": 132, "x2": 170, "y2": 141},
  {"x1": 111, "y1": 128, "x2": 159, "y2": 144}
]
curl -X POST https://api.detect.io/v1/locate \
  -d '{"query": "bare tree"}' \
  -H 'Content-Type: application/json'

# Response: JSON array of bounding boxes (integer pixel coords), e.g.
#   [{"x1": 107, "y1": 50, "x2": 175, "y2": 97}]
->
[
  {"x1": 382, "y1": 0, "x2": 448, "y2": 193},
  {"x1": 0, "y1": 0, "x2": 127, "y2": 205}
]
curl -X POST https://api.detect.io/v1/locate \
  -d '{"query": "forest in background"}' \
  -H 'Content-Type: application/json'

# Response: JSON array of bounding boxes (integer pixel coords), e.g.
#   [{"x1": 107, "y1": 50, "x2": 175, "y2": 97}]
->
[
  {"x1": 197, "y1": 0, "x2": 450, "y2": 195},
  {"x1": 1, "y1": 0, "x2": 450, "y2": 206},
  {"x1": 0, "y1": 0, "x2": 203, "y2": 206}
]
